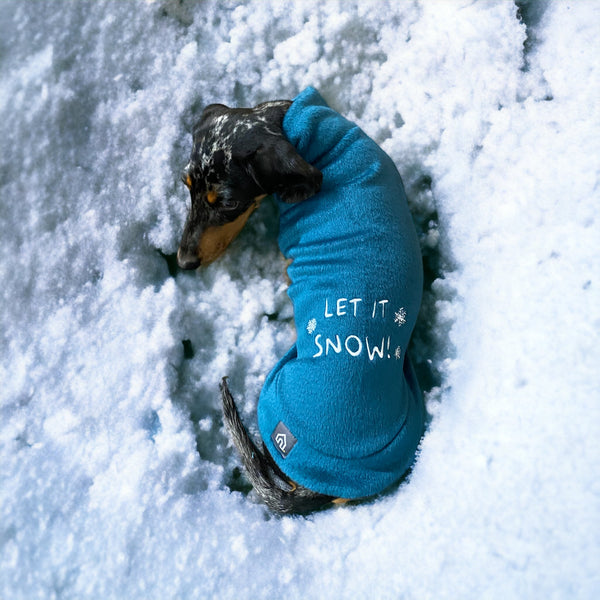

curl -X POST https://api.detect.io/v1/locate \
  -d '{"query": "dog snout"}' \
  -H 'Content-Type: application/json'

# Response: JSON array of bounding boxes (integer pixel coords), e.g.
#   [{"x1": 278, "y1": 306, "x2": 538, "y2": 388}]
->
[{"x1": 177, "y1": 247, "x2": 201, "y2": 270}]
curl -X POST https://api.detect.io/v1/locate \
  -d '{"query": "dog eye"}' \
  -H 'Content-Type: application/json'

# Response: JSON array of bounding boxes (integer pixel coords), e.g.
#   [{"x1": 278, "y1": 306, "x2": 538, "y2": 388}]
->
[{"x1": 220, "y1": 197, "x2": 239, "y2": 210}]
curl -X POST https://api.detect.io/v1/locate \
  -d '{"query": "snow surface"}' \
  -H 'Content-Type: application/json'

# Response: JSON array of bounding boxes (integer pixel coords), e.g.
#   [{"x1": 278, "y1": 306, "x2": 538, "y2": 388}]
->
[{"x1": 1, "y1": 0, "x2": 599, "y2": 598}]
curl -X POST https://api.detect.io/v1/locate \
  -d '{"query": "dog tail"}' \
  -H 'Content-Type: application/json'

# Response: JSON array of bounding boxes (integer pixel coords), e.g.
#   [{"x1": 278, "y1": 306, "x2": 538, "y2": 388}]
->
[{"x1": 220, "y1": 377, "x2": 334, "y2": 514}]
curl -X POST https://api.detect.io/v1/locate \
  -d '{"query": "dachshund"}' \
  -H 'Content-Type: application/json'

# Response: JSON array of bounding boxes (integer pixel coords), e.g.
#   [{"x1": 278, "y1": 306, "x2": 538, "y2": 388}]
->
[{"x1": 177, "y1": 88, "x2": 425, "y2": 514}]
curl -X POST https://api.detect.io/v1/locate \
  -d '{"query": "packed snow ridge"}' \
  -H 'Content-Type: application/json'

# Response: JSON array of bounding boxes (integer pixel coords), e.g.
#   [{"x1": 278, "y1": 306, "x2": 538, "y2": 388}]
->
[{"x1": 1, "y1": 1, "x2": 598, "y2": 598}]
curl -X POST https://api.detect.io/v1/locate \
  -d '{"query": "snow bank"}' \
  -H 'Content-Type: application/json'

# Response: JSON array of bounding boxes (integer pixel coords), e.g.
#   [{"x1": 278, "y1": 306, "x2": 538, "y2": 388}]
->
[{"x1": 1, "y1": 1, "x2": 598, "y2": 598}]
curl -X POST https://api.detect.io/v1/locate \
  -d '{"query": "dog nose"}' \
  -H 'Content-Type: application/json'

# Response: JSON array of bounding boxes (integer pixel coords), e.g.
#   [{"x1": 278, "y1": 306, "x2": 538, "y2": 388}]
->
[{"x1": 177, "y1": 248, "x2": 201, "y2": 270}]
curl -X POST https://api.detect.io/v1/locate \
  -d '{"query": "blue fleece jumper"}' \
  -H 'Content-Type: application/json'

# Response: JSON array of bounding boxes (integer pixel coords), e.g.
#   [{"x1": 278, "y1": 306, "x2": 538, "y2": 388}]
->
[{"x1": 257, "y1": 87, "x2": 425, "y2": 499}]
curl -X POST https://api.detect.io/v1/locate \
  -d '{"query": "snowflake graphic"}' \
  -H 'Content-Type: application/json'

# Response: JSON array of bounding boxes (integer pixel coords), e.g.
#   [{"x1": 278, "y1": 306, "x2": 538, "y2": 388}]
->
[
  {"x1": 394, "y1": 307, "x2": 407, "y2": 327},
  {"x1": 394, "y1": 346, "x2": 402, "y2": 360},
  {"x1": 306, "y1": 318, "x2": 317, "y2": 335}
]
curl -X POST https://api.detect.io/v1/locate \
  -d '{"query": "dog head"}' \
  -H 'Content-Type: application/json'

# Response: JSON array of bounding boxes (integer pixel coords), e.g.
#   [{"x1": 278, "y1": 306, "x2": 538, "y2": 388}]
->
[{"x1": 177, "y1": 100, "x2": 322, "y2": 270}]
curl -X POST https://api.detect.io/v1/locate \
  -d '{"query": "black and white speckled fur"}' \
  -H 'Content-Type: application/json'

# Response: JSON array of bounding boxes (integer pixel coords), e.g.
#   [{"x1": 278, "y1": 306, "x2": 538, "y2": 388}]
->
[{"x1": 177, "y1": 100, "x2": 321, "y2": 270}]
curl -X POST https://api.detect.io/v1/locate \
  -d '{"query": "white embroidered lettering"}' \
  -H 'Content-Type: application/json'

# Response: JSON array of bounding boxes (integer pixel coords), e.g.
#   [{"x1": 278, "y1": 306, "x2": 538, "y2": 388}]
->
[
  {"x1": 366, "y1": 336, "x2": 386, "y2": 361},
  {"x1": 325, "y1": 335, "x2": 342, "y2": 355},
  {"x1": 324, "y1": 299, "x2": 333, "y2": 318},
  {"x1": 313, "y1": 334, "x2": 323, "y2": 358},
  {"x1": 372, "y1": 299, "x2": 389, "y2": 318},
  {"x1": 379, "y1": 299, "x2": 389, "y2": 318},
  {"x1": 311, "y1": 296, "x2": 397, "y2": 361},
  {"x1": 345, "y1": 335, "x2": 363, "y2": 357},
  {"x1": 349, "y1": 298, "x2": 362, "y2": 316}
]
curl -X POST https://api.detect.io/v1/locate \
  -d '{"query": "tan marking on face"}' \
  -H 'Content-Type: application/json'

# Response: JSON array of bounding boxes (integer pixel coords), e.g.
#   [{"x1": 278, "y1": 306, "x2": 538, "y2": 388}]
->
[
  {"x1": 206, "y1": 189, "x2": 218, "y2": 204},
  {"x1": 197, "y1": 201, "x2": 258, "y2": 265},
  {"x1": 185, "y1": 174, "x2": 192, "y2": 189}
]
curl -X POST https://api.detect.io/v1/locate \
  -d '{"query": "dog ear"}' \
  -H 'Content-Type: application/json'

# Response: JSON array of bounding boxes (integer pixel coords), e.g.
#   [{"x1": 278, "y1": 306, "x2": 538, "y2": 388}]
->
[
  {"x1": 244, "y1": 138, "x2": 323, "y2": 203},
  {"x1": 193, "y1": 103, "x2": 229, "y2": 134}
]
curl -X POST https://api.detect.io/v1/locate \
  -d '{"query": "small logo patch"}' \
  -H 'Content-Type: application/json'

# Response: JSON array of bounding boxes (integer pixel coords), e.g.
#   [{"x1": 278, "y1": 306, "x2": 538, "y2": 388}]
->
[{"x1": 271, "y1": 421, "x2": 297, "y2": 458}]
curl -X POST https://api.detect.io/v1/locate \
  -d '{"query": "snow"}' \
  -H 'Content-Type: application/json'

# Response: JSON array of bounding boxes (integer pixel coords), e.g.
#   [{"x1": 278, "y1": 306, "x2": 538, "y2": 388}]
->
[{"x1": 1, "y1": 0, "x2": 599, "y2": 598}]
